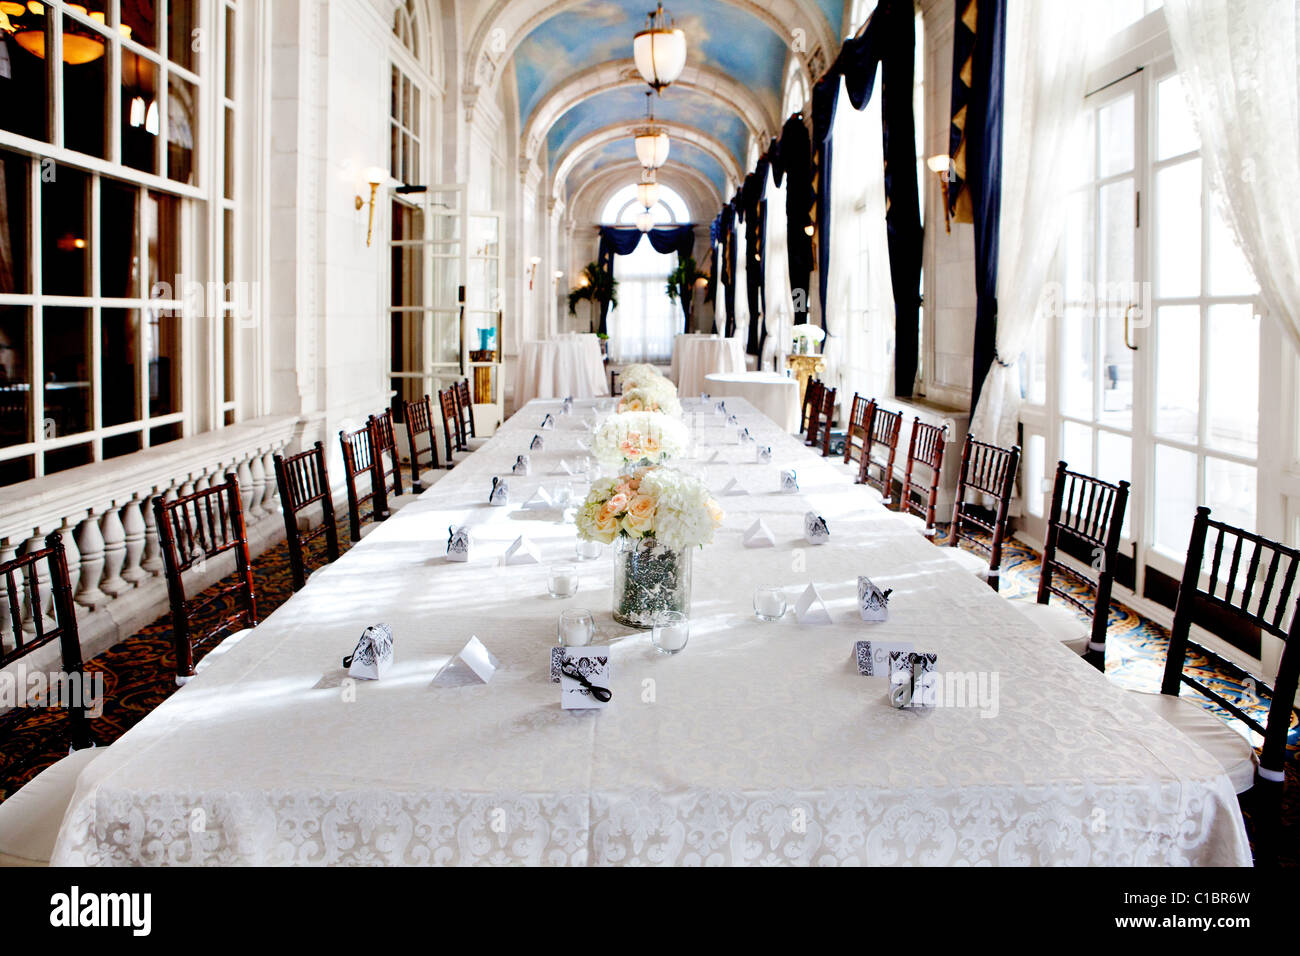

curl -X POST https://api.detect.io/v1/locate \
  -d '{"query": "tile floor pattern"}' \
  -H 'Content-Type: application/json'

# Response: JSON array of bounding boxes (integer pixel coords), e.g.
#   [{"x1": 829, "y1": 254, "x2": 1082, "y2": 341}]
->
[{"x1": 1, "y1": 511, "x2": 1295, "y2": 865}]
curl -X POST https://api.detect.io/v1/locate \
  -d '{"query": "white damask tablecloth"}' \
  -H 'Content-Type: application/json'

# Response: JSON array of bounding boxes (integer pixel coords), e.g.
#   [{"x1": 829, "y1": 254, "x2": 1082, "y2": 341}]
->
[
  {"x1": 515, "y1": 335, "x2": 609, "y2": 407},
  {"x1": 52, "y1": 398, "x2": 1252, "y2": 866},
  {"x1": 670, "y1": 334, "x2": 746, "y2": 397}
]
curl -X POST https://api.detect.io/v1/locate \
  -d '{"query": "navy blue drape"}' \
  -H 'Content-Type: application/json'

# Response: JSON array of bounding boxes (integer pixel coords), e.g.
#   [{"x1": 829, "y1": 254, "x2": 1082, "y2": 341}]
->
[
  {"x1": 947, "y1": 0, "x2": 1006, "y2": 415},
  {"x1": 740, "y1": 161, "x2": 769, "y2": 358},
  {"x1": 596, "y1": 225, "x2": 696, "y2": 334},
  {"x1": 776, "y1": 116, "x2": 815, "y2": 323},
  {"x1": 723, "y1": 198, "x2": 738, "y2": 336}
]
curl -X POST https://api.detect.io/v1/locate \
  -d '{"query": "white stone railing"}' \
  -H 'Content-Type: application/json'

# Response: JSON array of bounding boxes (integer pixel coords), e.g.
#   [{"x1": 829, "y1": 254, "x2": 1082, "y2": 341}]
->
[{"x1": 0, "y1": 415, "x2": 300, "y2": 682}]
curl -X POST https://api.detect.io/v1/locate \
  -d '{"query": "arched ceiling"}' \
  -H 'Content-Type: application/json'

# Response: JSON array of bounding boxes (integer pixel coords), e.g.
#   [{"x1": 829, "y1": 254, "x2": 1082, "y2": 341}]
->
[{"x1": 468, "y1": 0, "x2": 845, "y2": 218}]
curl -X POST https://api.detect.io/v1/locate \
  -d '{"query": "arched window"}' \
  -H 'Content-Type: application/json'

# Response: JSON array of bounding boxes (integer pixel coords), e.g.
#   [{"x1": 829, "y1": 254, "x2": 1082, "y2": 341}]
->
[
  {"x1": 782, "y1": 59, "x2": 809, "y2": 117},
  {"x1": 393, "y1": 0, "x2": 422, "y2": 60},
  {"x1": 599, "y1": 183, "x2": 691, "y2": 225}
]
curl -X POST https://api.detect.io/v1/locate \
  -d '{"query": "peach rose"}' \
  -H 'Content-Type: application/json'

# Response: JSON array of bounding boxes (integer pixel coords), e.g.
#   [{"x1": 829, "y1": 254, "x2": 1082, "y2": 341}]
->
[
  {"x1": 607, "y1": 492, "x2": 630, "y2": 513},
  {"x1": 622, "y1": 494, "x2": 656, "y2": 535},
  {"x1": 592, "y1": 510, "x2": 620, "y2": 541}
]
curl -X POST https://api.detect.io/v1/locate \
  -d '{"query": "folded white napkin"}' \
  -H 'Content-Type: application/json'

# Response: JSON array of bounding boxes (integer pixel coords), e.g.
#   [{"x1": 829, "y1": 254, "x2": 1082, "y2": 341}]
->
[
  {"x1": 523, "y1": 487, "x2": 554, "y2": 510},
  {"x1": 504, "y1": 536, "x2": 541, "y2": 565},
  {"x1": 743, "y1": 519, "x2": 775, "y2": 548},
  {"x1": 794, "y1": 583, "x2": 832, "y2": 625},
  {"x1": 719, "y1": 477, "x2": 747, "y2": 496}
]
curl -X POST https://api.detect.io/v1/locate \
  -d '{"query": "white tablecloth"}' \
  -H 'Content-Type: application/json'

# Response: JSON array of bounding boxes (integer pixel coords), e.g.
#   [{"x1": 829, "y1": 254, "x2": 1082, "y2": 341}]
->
[
  {"x1": 52, "y1": 399, "x2": 1251, "y2": 866},
  {"x1": 704, "y1": 371, "x2": 800, "y2": 433},
  {"x1": 670, "y1": 334, "x2": 746, "y2": 397},
  {"x1": 516, "y1": 335, "x2": 609, "y2": 407}
]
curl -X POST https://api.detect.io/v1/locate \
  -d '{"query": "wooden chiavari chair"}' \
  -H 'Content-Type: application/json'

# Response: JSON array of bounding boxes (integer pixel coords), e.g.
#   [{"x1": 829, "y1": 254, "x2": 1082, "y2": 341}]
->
[
  {"x1": 0, "y1": 532, "x2": 103, "y2": 864},
  {"x1": 898, "y1": 418, "x2": 948, "y2": 535},
  {"x1": 340, "y1": 420, "x2": 389, "y2": 542},
  {"x1": 947, "y1": 434, "x2": 1020, "y2": 591},
  {"x1": 453, "y1": 379, "x2": 488, "y2": 453},
  {"x1": 859, "y1": 402, "x2": 902, "y2": 499},
  {"x1": 437, "y1": 388, "x2": 462, "y2": 468},
  {"x1": 800, "y1": 379, "x2": 824, "y2": 437},
  {"x1": 806, "y1": 384, "x2": 836, "y2": 456},
  {"x1": 153, "y1": 473, "x2": 258, "y2": 685},
  {"x1": 273, "y1": 441, "x2": 340, "y2": 592},
  {"x1": 369, "y1": 409, "x2": 409, "y2": 503},
  {"x1": 842, "y1": 394, "x2": 872, "y2": 475},
  {"x1": 1129, "y1": 506, "x2": 1300, "y2": 853},
  {"x1": 1012, "y1": 460, "x2": 1128, "y2": 665},
  {"x1": 402, "y1": 395, "x2": 441, "y2": 491}
]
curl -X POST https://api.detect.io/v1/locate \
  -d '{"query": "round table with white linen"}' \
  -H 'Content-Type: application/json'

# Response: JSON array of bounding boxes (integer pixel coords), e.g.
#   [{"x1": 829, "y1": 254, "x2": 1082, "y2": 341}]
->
[
  {"x1": 516, "y1": 334, "x2": 609, "y2": 407},
  {"x1": 670, "y1": 334, "x2": 746, "y2": 397},
  {"x1": 704, "y1": 370, "x2": 801, "y2": 433}
]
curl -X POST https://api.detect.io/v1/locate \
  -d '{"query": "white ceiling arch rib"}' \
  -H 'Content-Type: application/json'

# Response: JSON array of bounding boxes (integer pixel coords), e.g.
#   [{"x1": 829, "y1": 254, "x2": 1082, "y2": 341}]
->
[{"x1": 551, "y1": 122, "x2": 742, "y2": 202}]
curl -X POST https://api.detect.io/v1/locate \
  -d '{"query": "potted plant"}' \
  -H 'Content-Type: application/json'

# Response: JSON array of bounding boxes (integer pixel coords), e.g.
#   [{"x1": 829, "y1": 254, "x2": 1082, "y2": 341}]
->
[
  {"x1": 568, "y1": 261, "x2": 618, "y2": 334},
  {"x1": 665, "y1": 257, "x2": 703, "y2": 332}
]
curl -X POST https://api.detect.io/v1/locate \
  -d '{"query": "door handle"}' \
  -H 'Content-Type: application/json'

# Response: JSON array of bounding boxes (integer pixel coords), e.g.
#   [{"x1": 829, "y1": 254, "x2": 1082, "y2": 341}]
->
[{"x1": 1123, "y1": 304, "x2": 1139, "y2": 351}]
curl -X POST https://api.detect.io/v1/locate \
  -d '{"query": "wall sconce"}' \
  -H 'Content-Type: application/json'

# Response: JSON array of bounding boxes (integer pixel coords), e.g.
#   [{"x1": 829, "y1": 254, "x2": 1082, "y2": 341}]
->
[
  {"x1": 927, "y1": 155, "x2": 953, "y2": 234},
  {"x1": 803, "y1": 223, "x2": 815, "y2": 237},
  {"x1": 528, "y1": 255, "x2": 542, "y2": 290},
  {"x1": 355, "y1": 166, "x2": 388, "y2": 247},
  {"x1": 554, "y1": 270, "x2": 565, "y2": 281}
]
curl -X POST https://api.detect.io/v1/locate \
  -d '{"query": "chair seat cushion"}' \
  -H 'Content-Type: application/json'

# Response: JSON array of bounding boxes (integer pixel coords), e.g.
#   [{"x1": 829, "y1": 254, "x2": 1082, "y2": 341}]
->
[
  {"x1": 1009, "y1": 601, "x2": 1090, "y2": 655},
  {"x1": 944, "y1": 545, "x2": 993, "y2": 577},
  {"x1": 0, "y1": 746, "x2": 104, "y2": 864},
  {"x1": 1130, "y1": 691, "x2": 1257, "y2": 792}
]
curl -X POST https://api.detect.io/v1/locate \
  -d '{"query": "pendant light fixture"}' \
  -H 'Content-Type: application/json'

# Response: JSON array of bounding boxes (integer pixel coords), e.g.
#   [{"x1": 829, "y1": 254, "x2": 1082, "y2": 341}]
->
[
  {"x1": 632, "y1": 4, "x2": 686, "y2": 94},
  {"x1": 633, "y1": 91, "x2": 670, "y2": 169},
  {"x1": 635, "y1": 211, "x2": 654, "y2": 233},
  {"x1": 636, "y1": 172, "x2": 660, "y2": 210}
]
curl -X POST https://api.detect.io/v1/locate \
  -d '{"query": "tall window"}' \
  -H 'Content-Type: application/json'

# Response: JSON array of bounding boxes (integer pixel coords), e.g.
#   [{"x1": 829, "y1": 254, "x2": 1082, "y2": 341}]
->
[
  {"x1": 603, "y1": 184, "x2": 689, "y2": 364},
  {"x1": 0, "y1": 0, "x2": 228, "y2": 487}
]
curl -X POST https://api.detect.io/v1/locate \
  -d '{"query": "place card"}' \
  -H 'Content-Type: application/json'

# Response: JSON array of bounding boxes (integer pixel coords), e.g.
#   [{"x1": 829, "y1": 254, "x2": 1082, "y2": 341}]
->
[
  {"x1": 523, "y1": 487, "x2": 555, "y2": 510},
  {"x1": 489, "y1": 477, "x2": 509, "y2": 507},
  {"x1": 804, "y1": 511, "x2": 830, "y2": 544},
  {"x1": 446, "y1": 525, "x2": 471, "y2": 562},
  {"x1": 558, "y1": 647, "x2": 612, "y2": 710},
  {"x1": 530, "y1": 434, "x2": 545, "y2": 451},
  {"x1": 743, "y1": 519, "x2": 775, "y2": 548},
  {"x1": 739, "y1": 427, "x2": 753, "y2": 443},
  {"x1": 714, "y1": 401, "x2": 727, "y2": 417},
  {"x1": 794, "y1": 584, "x2": 832, "y2": 625},
  {"x1": 512, "y1": 454, "x2": 531, "y2": 476},
  {"x1": 700, "y1": 392, "x2": 710, "y2": 402},
  {"x1": 342, "y1": 623, "x2": 394, "y2": 681},
  {"x1": 889, "y1": 651, "x2": 938, "y2": 708},
  {"x1": 719, "y1": 477, "x2": 747, "y2": 497},
  {"x1": 858, "y1": 577, "x2": 893, "y2": 622},
  {"x1": 561, "y1": 397, "x2": 574, "y2": 415},
  {"x1": 755, "y1": 445, "x2": 773, "y2": 464},
  {"x1": 552, "y1": 459, "x2": 576, "y2": 476},
  {"x1": 780, "y1": 469, "x2": 799, "y2": 494},
  {"x1": 854, "y1": 640, "x2": 914, "y2": 677},
  {"x1": 432, "y1": 635, "x2": 500, "y2": 687},
  {"x1": 504, "y1": 535, "x2": 541, "y2": 565},
  {"x1": 540, "y1": 414, "x2": 555, "y2": 430}
]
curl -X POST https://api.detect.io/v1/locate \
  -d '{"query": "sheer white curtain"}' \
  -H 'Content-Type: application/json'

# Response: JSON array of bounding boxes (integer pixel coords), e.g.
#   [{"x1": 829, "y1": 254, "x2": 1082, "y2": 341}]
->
[
  {"x1": 733, "y1": 215, "x2": 750, "y2": 342},
  {"x1": 969, "y1": 0, "x2": 1093, "y2": 448},
  {"x1": 1163, "y1": 0, "x2": 1300, "y2": 356},
  {"x1": 608, "y1": 239, "x2": 677, "y2": 363},
  {"x1": 826, "y1": 73, "x2": 895, "y2": 406},
  {"x1": 763, "y1": 170, "x2": 794, "y2": 370}
]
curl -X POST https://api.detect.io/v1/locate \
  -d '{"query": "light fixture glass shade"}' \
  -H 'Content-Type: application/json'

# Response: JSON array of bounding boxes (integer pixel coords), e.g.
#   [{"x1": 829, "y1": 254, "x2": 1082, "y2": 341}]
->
[
  {"x1": 635, "y1": 211, "x2": 654, "y2": 232},
  {"x1": 633, "y1": 27, "x2": 686, "y2": 91},
  {"x1": 637, "y1": 179, "x2": 660, "y2": 208},
  {"x1": 634, "y1": 129, "x2": 670, "y2": 169},
  {"x1": 364, "y1": 166, "x2": 388, "y2": 186},
  {"x1": 927, "y1": 154, "x2": 951, "y2": 173}
]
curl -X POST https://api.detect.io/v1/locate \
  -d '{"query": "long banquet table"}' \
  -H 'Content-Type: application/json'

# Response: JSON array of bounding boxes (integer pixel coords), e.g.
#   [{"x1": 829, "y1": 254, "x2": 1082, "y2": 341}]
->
[{"x1": 52, "y1": 398, "x2": 1251, "y2": 865}]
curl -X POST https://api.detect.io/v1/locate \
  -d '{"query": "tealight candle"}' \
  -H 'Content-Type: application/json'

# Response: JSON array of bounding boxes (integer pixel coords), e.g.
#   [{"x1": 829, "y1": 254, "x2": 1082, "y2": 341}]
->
[
  {"x1": 754, "y1": 586, "x2": 787, "y2": 622},
  {"x1": 650, "y1": 611, "x2": 690, "y2": 655},
  {"x1": 558, "y1": 608, "x2": 595, "y2": 646},
  {"x1": 548, "y1": 564, "x2": 579, "y2": 599},
  {"x1": 575, "y1": 538, "x2": 602, "y2": 561}
]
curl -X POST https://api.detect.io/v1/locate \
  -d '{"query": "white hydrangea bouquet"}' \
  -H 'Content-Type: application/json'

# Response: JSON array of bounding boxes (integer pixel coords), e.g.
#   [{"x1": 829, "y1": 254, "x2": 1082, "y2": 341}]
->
[
  {"x1": 617, "y1": 383, "x2": 683, "y2": 418},
  {"x1": 575, "y1": 466, "x2": 723, "y2": 549},
  {"x1": 576, "y1": 466, "x2": 723, "y2": 627},
  {"x1": 619, "y1": 363, "x2": 668, "y2": 391},
  {"x1": 591, "y1": 410, "x2": 689, "y2": 469}
]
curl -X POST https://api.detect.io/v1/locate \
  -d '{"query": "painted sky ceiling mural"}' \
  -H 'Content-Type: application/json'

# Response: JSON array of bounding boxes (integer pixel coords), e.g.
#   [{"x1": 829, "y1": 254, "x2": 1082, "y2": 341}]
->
[
  {"x1": 545, "y1": 86, "x2": 748, "y2": 175},
  {"x1": 510, "y1": 0, "x2": 843, "y2": 204}
]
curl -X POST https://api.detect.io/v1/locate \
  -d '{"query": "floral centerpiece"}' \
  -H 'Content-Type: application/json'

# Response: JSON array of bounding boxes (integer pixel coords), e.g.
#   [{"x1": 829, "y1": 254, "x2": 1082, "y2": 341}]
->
[
  {"x1": 619, "y1": 363, "x2": 667, "y2": 390},
  {"x1": 576, "y1": 467, "x2": 723, "y2": 626},
  {"x1": 592, "y1": 410, "x2": 689, "y2": 469},
  {"x1": 617, "y1": 383, "x2": 683, "y2": 418}
]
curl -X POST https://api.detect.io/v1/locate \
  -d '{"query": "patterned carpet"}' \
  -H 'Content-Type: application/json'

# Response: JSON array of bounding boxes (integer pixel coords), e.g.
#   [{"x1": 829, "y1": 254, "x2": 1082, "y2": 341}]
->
[{"x1": 1, "y1": 511, "x2": 1295, "y2": 865}]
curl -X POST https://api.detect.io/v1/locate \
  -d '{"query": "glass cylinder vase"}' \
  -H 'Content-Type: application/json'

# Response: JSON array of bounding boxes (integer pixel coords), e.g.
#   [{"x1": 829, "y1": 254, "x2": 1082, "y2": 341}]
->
[{"x1": 612, "y1": 535, "x2": 693, "y2": 628}]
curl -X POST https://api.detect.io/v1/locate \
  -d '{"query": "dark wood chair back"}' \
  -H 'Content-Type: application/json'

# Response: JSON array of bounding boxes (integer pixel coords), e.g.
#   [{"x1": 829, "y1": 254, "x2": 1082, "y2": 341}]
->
[
  {"x1": 900, "y1": 418, "x2": 947, "y2": 532},
  {"x1": 403, "y1": 395, "x2": 440, "y2": 490},
  {"x1": 454, "y1": 379, "x2": 476, "y2": 443},
  {"x1": 369, "y1": 409, "x2": 405, "y2": 500},
  {"x1": 949, "y1": 434, "x2": 1021, "y2": 591},
  {"x1": 861, "y1": 403, "x2": 902, "y2": 498},
  {"x1": 437, "y1": 388, "x2": 461, "y2": 462},
  {"x1": 842, "y1": 393, "x2": 872, "y2": 471},
  {"x1": 805, "y1": 384, "x2": 835, "y2": 456},
  {"x1": 800, "y1": 379, "x2": 824, "y2": 435},
  {"x1": 0, "y1": 533, "x2": 92, "y2": 749},
  {"x1": 1037, "y1": 460, "x2": 1130, "y2": 663},
  {"x1": 340, "y1": 421, "x2": 389, "y2": 543},
  {"x1": 273, "y1": 441, "x2": 339, "y2": 592},
  {"x1": 153, "y1": 473, "x2": 257, "y2": 683},
  {"x1": 1163, "y1": 506, "x2": 1300, "y2": 790}
]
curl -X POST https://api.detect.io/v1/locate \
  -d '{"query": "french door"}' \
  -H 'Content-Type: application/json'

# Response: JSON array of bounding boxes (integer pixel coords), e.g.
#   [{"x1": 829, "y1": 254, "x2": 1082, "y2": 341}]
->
[{"x1": 1023, "y1": 59, "x2": 1262, "y2": 603}]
